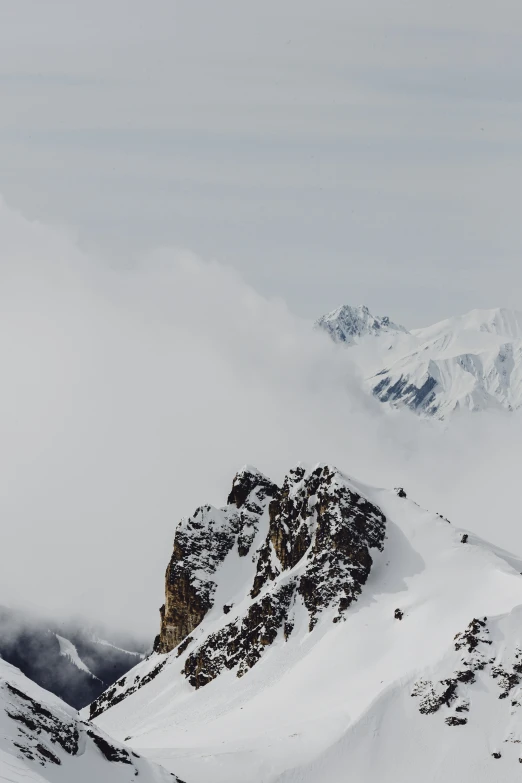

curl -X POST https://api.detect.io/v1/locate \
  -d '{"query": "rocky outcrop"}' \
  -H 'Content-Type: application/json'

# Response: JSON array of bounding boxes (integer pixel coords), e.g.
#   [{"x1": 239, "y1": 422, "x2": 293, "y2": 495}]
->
[
  {"x1": 373, "y1": 374, "x2": 438, "y2": 415},
  {"x1": 155, "y1": 464, "x2": 386, "y2": 687},
  {"x1": 411, "y1": 617, "x2": 522, "y2": 733},
  {"x1": 156, "y1": 467, "x2": 277, "y2": 654},
  {"x1": 89, "y1": 659, "x2": 167, "y2": 720},
  {"x1": 5, "y1": 682, "x2": 80, "y2": 763},
  {"x1": 411, "y1": 618, "x2": 492, "y2": 717},
  {"x1": 252, "y1": 465, "x2": 386, "y2": 630},
  {"x1": 183, "y1": 581, "x2": 297, "y2": 688},
  {"x1": 93, "y1": 464, "x2": 386, "y2": 716}
]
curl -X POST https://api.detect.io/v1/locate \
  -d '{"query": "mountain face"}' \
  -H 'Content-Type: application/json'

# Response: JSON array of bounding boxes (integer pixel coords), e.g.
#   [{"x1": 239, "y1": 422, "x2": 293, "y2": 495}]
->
[
  {"x1": 87, "y1": 464, "x2": 522, "y2": 783},
  {"x1": 0, "y1": 657, "x2": 183, "y2": 783},
  {"x1": 0, "y1": 607, "x2": 147, "y2": 709},
  {"x1": 316, "y1": 305, "x2": 522, "y2": 417},
  {"x1": 91, "y1": 464, "x2": 385, "y2": 714}
]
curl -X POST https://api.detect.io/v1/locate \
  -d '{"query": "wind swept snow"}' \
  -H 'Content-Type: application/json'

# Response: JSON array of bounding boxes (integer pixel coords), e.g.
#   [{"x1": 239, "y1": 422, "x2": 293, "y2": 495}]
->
[{"x1": 55, "y1": 634, "x2": 101, "y2": 680}]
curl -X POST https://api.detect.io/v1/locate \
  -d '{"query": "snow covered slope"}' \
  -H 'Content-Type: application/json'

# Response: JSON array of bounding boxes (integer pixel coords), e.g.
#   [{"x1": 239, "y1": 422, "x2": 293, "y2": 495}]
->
[
  {"x1": 0, "y1": 657, "x2": 183, "y2": 783},
  {"x1": 316, "y1": 305, "x2": 522, "y2": 417},
  {"x1": 88, "y1": 465, "x2": 522, "y2": 783},
  {"x1": 275, "y1": 611, "x2": 522, "y2": 783},
  {"x1": 55, "y1": 634, "x2": 102, "y2": 680}
]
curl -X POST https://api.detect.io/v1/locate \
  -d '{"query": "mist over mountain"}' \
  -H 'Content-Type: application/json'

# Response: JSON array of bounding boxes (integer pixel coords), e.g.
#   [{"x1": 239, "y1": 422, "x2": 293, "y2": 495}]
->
[
  {"x1": 2, "y1": 0, "x2": 522, "y2": 779},
  {"x1": 2, "y1": 198, "x2": 522, "y2": 783},
  {"x1": 2, "y1": 205, "x2": 522, "y2": 783},
  {"x1": 0, "y1": 606, "x2": 148, "y2": 709}
]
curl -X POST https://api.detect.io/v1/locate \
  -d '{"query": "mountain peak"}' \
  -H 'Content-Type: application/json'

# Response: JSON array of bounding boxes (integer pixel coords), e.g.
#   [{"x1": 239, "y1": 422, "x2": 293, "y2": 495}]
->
[
  {"x1": 315, "y1": 304, "x2": 408, "y2": 345},
  {"x1": 88, "y1": 468, "x2": 522, "y2": 783},
  {"x1": 91, "y1": 463, "x2": 386, "y2": 715},
  {"x1": 227, "y1": 465, "x2": 276, "y2": 508}
]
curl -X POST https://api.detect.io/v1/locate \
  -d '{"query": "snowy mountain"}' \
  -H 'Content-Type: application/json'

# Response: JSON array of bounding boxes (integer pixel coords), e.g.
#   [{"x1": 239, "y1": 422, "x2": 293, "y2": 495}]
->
[
  {"x1": 0, "y1": 606, "x2": 147, "y2": 709},
  {"x1": 316, "y1": 305, "x2": 522, "y2": 417},
  {"x1": 315, "y1": 304, "x2": 408, "y2": 345},
  {"x1": 0, "y1": 656, "x2": 183, "y2": 782},
  {"x1": 86, "y1": 464, "x2": 522, "y2": 783}
]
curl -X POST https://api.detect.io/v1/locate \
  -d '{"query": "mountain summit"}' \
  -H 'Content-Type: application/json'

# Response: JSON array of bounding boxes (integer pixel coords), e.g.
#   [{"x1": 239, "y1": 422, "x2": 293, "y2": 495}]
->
[
  {"x1": 315, "y1": 304, "x2": 408, "y2": 345},
  {"x1": 88, "y1": 464, "x2": 522, "y2": 783},
  {"x1": 90, "y1": 464, "x2": 385, "y2": 708}
]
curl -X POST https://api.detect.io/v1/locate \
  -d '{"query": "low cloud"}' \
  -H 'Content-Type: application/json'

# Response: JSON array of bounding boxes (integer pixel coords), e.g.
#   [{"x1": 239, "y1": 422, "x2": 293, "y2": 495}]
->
[{"x1": 0, "y1": 196, "x2": 520, "y2": 639}]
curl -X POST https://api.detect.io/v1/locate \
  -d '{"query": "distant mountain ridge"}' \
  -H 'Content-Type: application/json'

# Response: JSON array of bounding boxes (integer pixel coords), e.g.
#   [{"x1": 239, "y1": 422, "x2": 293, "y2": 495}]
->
[
  {"x1": 0, "y1": 606, "x2": 147, "y2": 709},
  {"x1": 316, "y1": 305, "x2": 522, "y2": 417}
]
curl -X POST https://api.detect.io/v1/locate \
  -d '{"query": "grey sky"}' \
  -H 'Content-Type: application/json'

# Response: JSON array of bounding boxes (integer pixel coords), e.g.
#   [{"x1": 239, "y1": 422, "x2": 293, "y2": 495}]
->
[
  {"x1": 1, "y1": 0, "x2": 522, "y2": 325},
  {"x1": 3, "y1": 4, "x2": 522, "y2": 633}
]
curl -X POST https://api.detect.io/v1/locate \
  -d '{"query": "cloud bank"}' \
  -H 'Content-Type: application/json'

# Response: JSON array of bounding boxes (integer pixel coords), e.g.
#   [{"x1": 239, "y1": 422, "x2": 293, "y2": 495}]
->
[{"x1": 0, "y1": 196, "x2": 521, "y2": 638}]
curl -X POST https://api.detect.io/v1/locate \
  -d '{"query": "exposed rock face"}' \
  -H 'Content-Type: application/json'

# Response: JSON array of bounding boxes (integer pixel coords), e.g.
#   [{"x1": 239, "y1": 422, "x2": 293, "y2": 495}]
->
[
  {"x1": 252, "y1": 465, "x2": 386, "y2": 629},
  {"x1": 91, "y1": 464, "x2": 386, "y2": 717},
  {"x1": 156, "y1": 467, "x2": 277, "y2": 654},
  {"x1": 5, "y1": 682, "x2": 80, "y2": 764},
  {"x1": 183, "y1": 582, "x2": 297, "y2": 689},
  {"x1": 411, "y1": 618, "x2": 492, "y2": 717},
  {"x1": 155, "y1": 464, "x2": 386, "y2": 685},
  {"x1": 373, "y1": 373, "x2": 438, "y2": 415}
]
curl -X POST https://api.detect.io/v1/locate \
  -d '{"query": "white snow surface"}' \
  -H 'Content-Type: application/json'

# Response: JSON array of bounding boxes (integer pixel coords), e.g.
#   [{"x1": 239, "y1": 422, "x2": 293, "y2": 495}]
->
[
  {"x1": 90, "y1": 635, "x2": 145, "y2": 659},
  {"x1": 55, "y1": 634, "x2": 100, "y2": 680},
  {"x1": 0, "y1": 657, "x2": 178, "y2": 783},
  {"x1": 317, "y1": 305, "x2": 522, "y2": 417},
  {"x1": 90, "y1": 469, "x2": 522, "y2": 783}
]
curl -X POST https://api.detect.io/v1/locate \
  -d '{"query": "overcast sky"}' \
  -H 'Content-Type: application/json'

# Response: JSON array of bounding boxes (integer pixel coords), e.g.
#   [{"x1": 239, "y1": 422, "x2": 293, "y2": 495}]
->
[
  {"x1": 3, "y1": 3, "x2": 522, "y2": 638},
  {"x1": 1, "y1": 0, "x2": 522, "y2": 326}
]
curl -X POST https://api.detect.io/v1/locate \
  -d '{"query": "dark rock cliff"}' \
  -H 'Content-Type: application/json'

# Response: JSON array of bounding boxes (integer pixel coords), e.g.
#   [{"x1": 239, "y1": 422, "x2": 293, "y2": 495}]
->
[
  {"x1": 155, "y1": 467, "x2": 277, "y2": 653},
  {"x1": 90, "y1": 464, "x2": 386, "y2": 718},
  {"x1": 156, "y1": 465, "x2": 386, "y2": 676}
]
